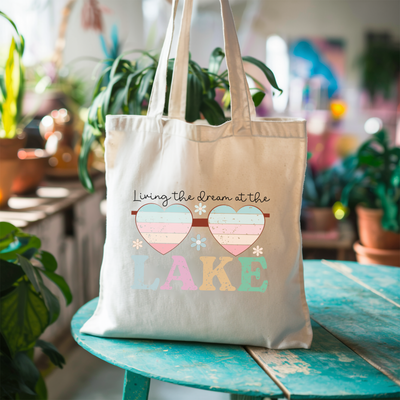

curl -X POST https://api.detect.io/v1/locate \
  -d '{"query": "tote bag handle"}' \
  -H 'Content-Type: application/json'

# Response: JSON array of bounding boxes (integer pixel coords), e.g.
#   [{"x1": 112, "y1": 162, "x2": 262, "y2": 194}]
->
[
  {"x1": 168, "y1": 0, "x2": 256, "y2": 125},
  {"x1": 147, "y1": 0, "x2": 255, "y2": 136}
]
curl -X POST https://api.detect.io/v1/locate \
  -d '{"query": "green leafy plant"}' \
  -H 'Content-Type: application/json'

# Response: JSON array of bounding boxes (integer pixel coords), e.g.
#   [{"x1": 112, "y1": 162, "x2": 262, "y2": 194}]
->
[
  {"x1": 303, "y1": 156, "x2": 357, "y2": 208},
  {"x1": 79, "y1": 48, "x2": 282, "y2": 192},
  {"x1": 0, "y1": 12, "x2": 25, "y2": 138},
  {"x1": 28, "y1": 65, "x2": 88, "y2": 113},
  {"x1": 0, "y1": 222, "x2": 72, "y2": 399},
  {"x1": 341, "y1": 130, "x2": 400, "y2": 233}
]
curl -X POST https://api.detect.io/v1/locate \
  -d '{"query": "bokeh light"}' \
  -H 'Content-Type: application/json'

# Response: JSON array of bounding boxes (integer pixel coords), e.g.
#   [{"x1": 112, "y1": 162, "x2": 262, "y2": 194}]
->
[
  {"x1": 332, "y1": 201, "x2": 348, "y2": 220},
  {"x1": 364, "y1": 117, "x2": 382, "y2": 134}
]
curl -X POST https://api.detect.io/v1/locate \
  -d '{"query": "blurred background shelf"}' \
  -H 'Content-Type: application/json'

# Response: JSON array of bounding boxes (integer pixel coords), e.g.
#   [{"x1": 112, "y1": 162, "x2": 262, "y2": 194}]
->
[{"x1": 302, "y1": 220, "x2": 356, "y2": 260}]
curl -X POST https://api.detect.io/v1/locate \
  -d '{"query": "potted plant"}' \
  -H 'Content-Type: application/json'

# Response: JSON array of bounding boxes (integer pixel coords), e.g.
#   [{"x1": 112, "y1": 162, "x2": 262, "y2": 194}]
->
[
  {"x1": 302, "y1": 158, "x2": 355, "y2": 232},
  {"x1": 0, "y1": 222, "x2": 72, "y2": 398},
  {"x1": 0, "y1": 13, "x2": 52, "y2": 200},
  {"x1": 0, "y1": 13, "x2": 27, "y2": 206},
  {"x1": 341, "y1": 130, "x2": 400, "y2": 266},
  {"x1": 78, "y1": 48, "x2": 282, "y2": 192}
]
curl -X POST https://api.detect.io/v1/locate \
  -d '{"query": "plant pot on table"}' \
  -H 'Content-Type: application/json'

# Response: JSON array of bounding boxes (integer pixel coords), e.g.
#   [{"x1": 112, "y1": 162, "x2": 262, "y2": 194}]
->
[
  {"x1": 0, "y1": 136, "x2": 26, "y2": 207},
  {"x1": 356, "y1": 205, "x2": 400, "y2": 249},
  {"x1": 354, "y1": 205, "x2": 400, "y2": 267},
  {"x1": 303, "y1": 207, "x2": 338, "y2": 232},
  {"x1": 353, "y1": 241, "x2": 400, "y2": 267},
  {"x1": 11, "y1": 149, "x2": 50, "y2": 194}
]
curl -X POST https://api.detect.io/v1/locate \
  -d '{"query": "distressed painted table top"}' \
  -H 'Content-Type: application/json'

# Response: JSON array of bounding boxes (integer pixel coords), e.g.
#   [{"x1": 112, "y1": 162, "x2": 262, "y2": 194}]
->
[{"x1": 71, "y1": 260, "x2": 400, "y2": 399}]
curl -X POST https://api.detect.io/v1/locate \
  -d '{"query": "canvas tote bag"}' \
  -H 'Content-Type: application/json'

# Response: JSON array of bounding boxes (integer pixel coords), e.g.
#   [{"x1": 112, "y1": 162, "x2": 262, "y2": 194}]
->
[{"x1": 81, "y1": 0, "x2": 313, "y2": 349}]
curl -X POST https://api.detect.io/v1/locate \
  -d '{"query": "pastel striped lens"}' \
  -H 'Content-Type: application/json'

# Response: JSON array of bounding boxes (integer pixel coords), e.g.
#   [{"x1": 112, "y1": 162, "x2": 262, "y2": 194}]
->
[
  {"x1": 136, "y1": 204, "x2": 192, "y2": 254},
  {"x1": 209, "y1": 206, "x2": 264, "y2": 256}
]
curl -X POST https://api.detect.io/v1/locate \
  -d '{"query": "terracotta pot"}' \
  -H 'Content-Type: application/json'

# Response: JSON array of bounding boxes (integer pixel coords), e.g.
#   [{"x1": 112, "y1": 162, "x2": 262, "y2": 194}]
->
[
  {"x1": 11, "y1": 149, "x2": 50, "y2": 195},
  {"x1": 354, "y1": 241, "x2": 400, "y2": 267},
  {"x1": 303, "y1": 207, "x2": 337, "y2": 232},
  {"x1": 356, "y1": 205, "x2": 400, "y2": 250},
  {"x1": 0, "y1": 136, "x2": 26, "y2": 160},
  {"x1": 0, "y1": 136, "x2": 26, "y2": 207}
]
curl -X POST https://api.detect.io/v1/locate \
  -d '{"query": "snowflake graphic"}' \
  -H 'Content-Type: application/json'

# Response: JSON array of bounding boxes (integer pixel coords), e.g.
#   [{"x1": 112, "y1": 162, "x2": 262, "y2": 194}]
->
[
  {"x1": 194, "y1": 203, "x2": 207, "y2": 216},
  {"x1": 253, "y1": 246, "x2": 263, "y2": 256},
  {"x1": 191, "y1": 234, "x2": 207, "y2": 251},
  {"x1": 132, "y1": 239, "x2": 143, "y2": 249}
]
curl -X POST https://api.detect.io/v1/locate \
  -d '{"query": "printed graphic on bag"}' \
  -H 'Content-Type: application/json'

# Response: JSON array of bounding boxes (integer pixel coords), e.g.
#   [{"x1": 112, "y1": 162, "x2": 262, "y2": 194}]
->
[
  {"x1": 134, "y1": 203, "x2": 268, "y2": 257},
  {"x1": 209, "y1": 206, "x2": 265, "y2": 256},
  {"x1": 136, "y1": 204, "x2": 193, "y2": 254}
]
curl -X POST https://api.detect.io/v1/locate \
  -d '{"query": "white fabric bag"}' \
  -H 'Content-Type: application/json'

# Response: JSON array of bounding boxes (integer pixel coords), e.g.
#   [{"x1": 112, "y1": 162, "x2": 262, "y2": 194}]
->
[{"x1": 81, "y1": 0, "x2": 313, "y2": 349}]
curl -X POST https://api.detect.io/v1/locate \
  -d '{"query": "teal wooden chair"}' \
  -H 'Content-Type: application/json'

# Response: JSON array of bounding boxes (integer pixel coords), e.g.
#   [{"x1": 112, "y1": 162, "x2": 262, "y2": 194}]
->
[{"x1": 71, "y1": 260, "x2": 400, "y2": 399}]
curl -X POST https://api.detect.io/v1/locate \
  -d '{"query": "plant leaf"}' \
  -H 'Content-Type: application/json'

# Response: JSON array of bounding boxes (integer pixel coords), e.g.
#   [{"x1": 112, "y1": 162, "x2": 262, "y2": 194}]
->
[
  {"x1": 92, "y1": 66, "x2": 112, "y2": 100},
  {"x1": 78, "y1": 124, "x2": 96, "y2": 192},
  {"x1": 200, "y1": 98, "x2": 226, "y2": 126},
  {"x1": 108, "y1": 88, "x2": 126, "y2": 115},
  {"x1": 101, "y1": 72, "x2": 124, "y2": 119},
  {"x1": 16, "y1": 255, "x2": 40, "y2": 294},
  {"x1": 0, "y1": 259, "x2": 24, "y2": 292},
  {"x1": 185, "y1": 74, "x2": 202, "y2": 122},
  {"x1": 99, "y1": 34, "x2": 110, "y2": 59},
  {"x1": 0, "y1": 222, "x2": 18, "y2": 239},
  {"x1": 128, "y1": 95, "x2": 142, "y2": 115},
  {"x1": 340, "y1": 171, "x2": 368, "y2": 207},
  {"x1": 251, "y1": 90, "x2": 265, "y2": 107},
  {"x1": 35, "y1": 251, "x2": 57, "y2": 272},
  {"x1": 34, "y1": 270, "x2": 60, "y2": 324},
  {"x1": 2, "y1": 38, "x2": 18, "y2": 138},
  {"x1": 109, "y1": 54, "x2": 126, "y2": 81},
  {"x1": 40, "y1": 270, "x2": 72, "y2": 306},
  {"x1": 303, "y1": 167, "x2": 319, "y2": 206},
  {"x1": 391, "y1": 165, "x2": 400, "y2": 187},
  {"x1": 190, "y1": 60, "x2": 210, "y2": 94},
  {"x1": 12, "y1": 352, "x2": 39, "y2": 396},
  {"x1": 137, "y1": 68, "x2": 155, "y2": 105},
  {"x1": 390, "y1": 147, "x2": 400, "y2": 158},
  {"x1": 209, "y1": 47, "x2": 225, "y2": 75},
  {"x1": 33, "y1": 372, "x2": 48, "y2": 400},
  {"x1": 88, "y1": 90, "x2": 107, "y2": 132},
  {"x1": 221, "y1": 90, "x2": 230, "y2": 108},
  {"x1": 0, "y1": 12, "x2": 25, "y2": 55},
  {"x1": 245, "y1": 72, "x2": 267, "y2": 92},
  {"x1": 0, "y1": 354, "x2": 36, "y2": 398},
  {"x1": 0, "y1": 280, "x2": 48, "y2": 355},
  {"x1": 0, "y1": 235, "x2": 41, "y2": 261},
  {"x1": 377, "y1": 182, "x2": 399, "y2": 232},
  {"x1": 0, "y1": 355, "x2": 20, "y2": 398},
  {"x1": 0, "y1": 332, "x2": 11, "y2": 359},
  {"x1": 242, "y1": 55, "x2": 283, "y2": 94},
  {"x1": 35, "y1": 340, "x2": 65, "y2": 369},
  {"x1": 123, "y1": 72, "x2": 139, "y2": 105}
]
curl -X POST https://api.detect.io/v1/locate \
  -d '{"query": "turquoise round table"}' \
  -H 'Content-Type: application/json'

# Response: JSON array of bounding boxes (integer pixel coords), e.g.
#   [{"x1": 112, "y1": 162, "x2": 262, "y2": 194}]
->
[{"x1": 71, "y1": 260, "x2": 400, "y2": 400}]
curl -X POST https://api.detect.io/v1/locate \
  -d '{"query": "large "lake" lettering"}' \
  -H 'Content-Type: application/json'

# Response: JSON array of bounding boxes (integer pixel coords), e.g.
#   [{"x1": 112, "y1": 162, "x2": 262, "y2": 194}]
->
[{"x1": 131, "y1": 255, "x2": 268, "y2": 293}]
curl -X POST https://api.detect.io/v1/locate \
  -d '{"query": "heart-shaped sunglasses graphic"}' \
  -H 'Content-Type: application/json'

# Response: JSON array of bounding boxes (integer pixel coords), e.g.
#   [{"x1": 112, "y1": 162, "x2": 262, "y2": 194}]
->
[
  {"x1": 135, "y1": 204, "x2": 266, "y2": 256},
  {"x1": 208, "y1": 205, "x2": 265, "y2": 256},
  {"x1": 136, "y1": 204, "x2": 193, "y2": 255}
]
